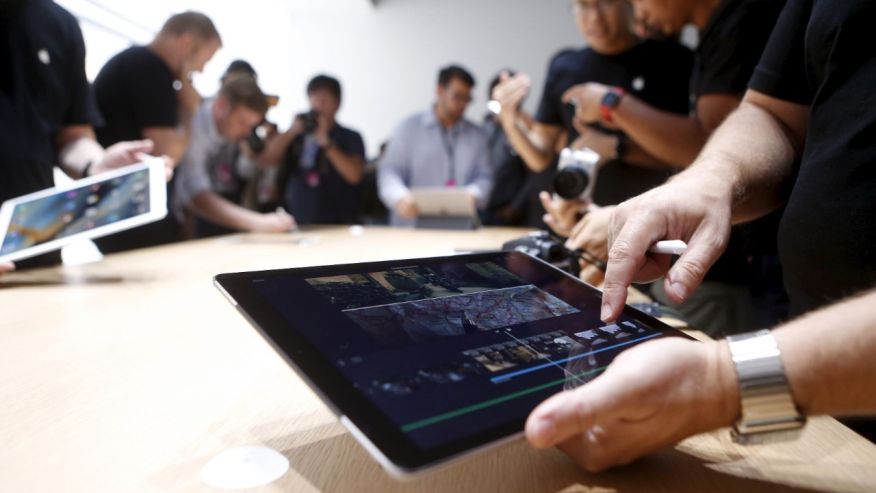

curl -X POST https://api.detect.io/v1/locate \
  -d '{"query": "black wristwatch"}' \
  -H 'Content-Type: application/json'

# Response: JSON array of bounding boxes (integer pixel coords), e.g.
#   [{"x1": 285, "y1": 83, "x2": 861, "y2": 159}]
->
[{"x1": 599, "y1": 87, "x2": 626, "y2": 123}]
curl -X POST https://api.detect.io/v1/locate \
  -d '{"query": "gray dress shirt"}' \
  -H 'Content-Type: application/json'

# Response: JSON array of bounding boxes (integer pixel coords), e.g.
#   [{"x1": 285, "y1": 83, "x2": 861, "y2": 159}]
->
[{"x1": 378, "y1": 107, "x2": 493, "y2": 226}]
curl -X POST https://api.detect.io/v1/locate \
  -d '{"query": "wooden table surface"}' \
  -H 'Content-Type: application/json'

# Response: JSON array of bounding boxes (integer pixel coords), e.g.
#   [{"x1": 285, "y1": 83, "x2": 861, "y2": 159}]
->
[{"x1": 2, "y1": 226, "x2": 875, "y2": 493}]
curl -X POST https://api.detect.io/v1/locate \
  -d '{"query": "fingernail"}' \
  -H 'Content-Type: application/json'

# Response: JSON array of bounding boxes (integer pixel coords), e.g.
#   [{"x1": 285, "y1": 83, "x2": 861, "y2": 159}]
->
[
  {"x1": 600, "y1": 302, "x2": 612, "y2": 322},
  {"x1": 533, "y1": 418, "x2": 556, "y2": 445},
  {"x1": 670, "y1": 281, "x2": 688, "y2": 300}
]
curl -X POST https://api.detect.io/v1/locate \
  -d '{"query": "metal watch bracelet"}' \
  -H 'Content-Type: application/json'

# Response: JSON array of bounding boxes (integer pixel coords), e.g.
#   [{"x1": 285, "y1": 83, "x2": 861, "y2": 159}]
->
[{"x1": 726, "y1": 329, "x2": 806, "y2": 444}]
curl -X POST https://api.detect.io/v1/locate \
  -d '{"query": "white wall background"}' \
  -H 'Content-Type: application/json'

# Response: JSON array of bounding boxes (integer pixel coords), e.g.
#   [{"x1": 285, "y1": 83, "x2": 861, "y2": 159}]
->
[{"x1": 56, "y1": 0, "x2": 583, "y2": 156}]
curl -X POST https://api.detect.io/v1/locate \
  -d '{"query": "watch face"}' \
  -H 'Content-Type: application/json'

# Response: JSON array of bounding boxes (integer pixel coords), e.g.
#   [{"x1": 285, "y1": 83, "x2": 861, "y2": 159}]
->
[{"x1": 602, "y1": 91, "x2": 622, "y2": 109}]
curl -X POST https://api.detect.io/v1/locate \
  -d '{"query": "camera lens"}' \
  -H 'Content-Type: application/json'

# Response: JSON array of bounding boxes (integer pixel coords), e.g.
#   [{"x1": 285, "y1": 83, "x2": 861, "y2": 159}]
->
[
  {"x1": 552, "y1": 168, "x2": 590, "y2": 200},
  {"x1": 247, "y1": 129, "x2": 265, "y2": 153}
]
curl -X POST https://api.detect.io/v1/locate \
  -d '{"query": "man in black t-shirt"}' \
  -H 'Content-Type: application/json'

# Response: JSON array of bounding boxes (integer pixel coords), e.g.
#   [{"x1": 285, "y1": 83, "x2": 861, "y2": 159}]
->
[
  {"x1": 93, "y1": 11, "x2": 221, "y2": 252},
  {"x1": 260, "y1": 75, "x2": 367, "y2": 225},
  {"x1": 523, "y1": 0, "x2": 876, "y2": 471},
  {"x1": 0, "y1": 0, "x2": 161, "y2": 273},
  {"x1": 555, "y1": 0, "x2": 787, "y2": 336},
  {"x1": 491, "y1": 0, "x2": 692, "y2": 284},
  {"x1": 493, "y1": 1, "x2": 691, "y2": 203}
]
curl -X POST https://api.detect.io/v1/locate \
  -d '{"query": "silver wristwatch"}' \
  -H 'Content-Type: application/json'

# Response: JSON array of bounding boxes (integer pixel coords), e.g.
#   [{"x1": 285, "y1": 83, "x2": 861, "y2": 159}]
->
[{"x1": 726, "y1": 329, "x2": 806, "y2": 444}]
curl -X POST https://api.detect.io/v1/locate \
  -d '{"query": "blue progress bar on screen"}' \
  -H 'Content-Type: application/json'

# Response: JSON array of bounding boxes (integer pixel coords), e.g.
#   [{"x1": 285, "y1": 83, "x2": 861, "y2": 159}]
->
[{"x1": 490, "y1": 332, "x2": 662, "y2": 384}]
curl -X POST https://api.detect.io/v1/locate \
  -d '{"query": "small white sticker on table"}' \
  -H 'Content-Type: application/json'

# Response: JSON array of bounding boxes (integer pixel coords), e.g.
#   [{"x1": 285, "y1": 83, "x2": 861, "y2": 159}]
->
[{"x1": 200, "y1": 446, "x2": 289, "y2": 490}]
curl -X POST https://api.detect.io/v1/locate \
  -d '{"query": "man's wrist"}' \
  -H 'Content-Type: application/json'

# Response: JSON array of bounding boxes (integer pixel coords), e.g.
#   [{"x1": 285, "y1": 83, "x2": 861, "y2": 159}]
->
[
  {"x1": 713, "y1": 340, "x2": 742, "y2": 429},
  {"x1": 498, "y1": 108, "x2": 519, "y2": 129},
  {"x1": 600, "y1": 87, "x2": 626, "y2": 124},
  {"x1": 726, "y1": 330, "x2": 806, "y2": 443},
  {"x1": 669, "y1": 166, "x2": 737, "y2": 210}
]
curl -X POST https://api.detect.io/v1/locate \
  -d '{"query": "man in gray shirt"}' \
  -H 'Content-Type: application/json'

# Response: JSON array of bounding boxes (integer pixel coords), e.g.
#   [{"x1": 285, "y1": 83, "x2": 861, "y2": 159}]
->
[
  {"x1": 378, "y1": 65, "x2": 493, "y2": 226},
  {"x1": 174, "y1": 76, "x2": 295, "y2": 235}
]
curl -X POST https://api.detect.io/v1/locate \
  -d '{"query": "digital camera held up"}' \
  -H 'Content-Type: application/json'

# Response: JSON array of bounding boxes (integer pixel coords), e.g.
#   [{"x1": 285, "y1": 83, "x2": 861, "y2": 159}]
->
[
  {"x1": 552, "y1": 147, "x2": 600, "y2": 201},
  {"x1": 297, "y1": 110, "x2": 319, "y2": 134},
  {"x1": 246, "y1": 121, "x2": 277, "y2": 154}
]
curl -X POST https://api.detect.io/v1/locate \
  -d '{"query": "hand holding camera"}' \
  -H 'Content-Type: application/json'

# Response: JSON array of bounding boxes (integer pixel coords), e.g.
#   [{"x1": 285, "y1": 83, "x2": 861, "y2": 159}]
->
[
  {"x1": 552, "y1": 146, "x2": 600, "y2": 201},
  {"x1": 246, "y1": 121, "x2": 278, "y2": 155},
  {"x1": 539, "y1": 191, "x2": 587, "y2": 238},
  {"x1": 292, "y1": 110, "x2": 319, "y2": 136}
]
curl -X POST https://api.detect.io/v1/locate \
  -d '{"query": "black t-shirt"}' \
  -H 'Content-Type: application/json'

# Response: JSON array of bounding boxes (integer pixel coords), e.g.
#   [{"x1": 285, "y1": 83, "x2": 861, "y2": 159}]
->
[
  {"x1": 0, "y1": 0, "x2": 101, "y2": 204},
  {"x1": 483, "y1": 116, "x2": 549, "y2": 228},
  {"x1": 749, "y1": 0, "x2": 876, "y2": 316},
  {"x1": 535, "y1": 39, "x2": 693, "y2": 205},
  {"x1": 92, "y1": 46, "x2": 180, "y2": 252},
  {"x1": 281, "y1": 124, "x2": 366, "y2": 225},
  {"x1": 694, "y1": 0, "x2": 787, "y2": 286},
  {"x1": 93, "y1": 46, "x2": 178, "y2": 146},
  {"x1": 692, "y1": 0, "x2": 787, "y2": 98}
]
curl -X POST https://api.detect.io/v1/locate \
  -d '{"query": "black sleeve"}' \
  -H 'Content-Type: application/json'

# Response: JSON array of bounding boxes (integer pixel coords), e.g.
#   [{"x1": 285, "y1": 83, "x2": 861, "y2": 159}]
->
[
  {"x1": 748, "y1": 0, "x2": 813, "y2": 104},
  {"x1": 534, "y1": 55, "x2": 564, "y2": 126},
  {"x1": 127, "y1": 55, "x2": 178, "y2": 128},
  {"x1": 673, "y1": 46, "x2": 694, "y2": 113},
  {"x1": 654, "y1": 42, "x2": 694, "y2": 115},
  {"x1": 696, "y1": 1, "x2": 786, "y2": 97},
  {"x1": 344, "y1": 129, "x2": 366, "y2": 159},
  {"x1": 60, "y1": 7, "x2": 101, "y2": 127}
]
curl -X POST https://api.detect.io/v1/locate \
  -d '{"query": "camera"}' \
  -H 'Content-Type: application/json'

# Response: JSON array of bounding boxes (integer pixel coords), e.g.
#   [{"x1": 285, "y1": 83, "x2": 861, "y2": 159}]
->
[
  {"x1": 246, "y1": 121, "x2": 276, "y2": 154},
  {"x1": 297, "y1": 110, "x2": 318, "y2": 134},
  {"x1": 552, "y1": 147, "x2": 600, "y2": 201},
  {"x1": 502, "y1": 231, "x2": 581, "y2": 276}
]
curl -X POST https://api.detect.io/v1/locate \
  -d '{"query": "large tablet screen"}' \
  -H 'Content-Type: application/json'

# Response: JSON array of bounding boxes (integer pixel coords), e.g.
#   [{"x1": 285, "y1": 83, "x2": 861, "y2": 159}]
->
[{"x1": 215, "y1": 252, "x2": 692, "y2": 472}]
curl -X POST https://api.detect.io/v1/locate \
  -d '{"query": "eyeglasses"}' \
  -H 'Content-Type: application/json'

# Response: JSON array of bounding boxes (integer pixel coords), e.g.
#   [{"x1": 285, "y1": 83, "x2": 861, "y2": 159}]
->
[
  {"x1": 446, "y1": 91, "x2": 473, "y2": 104},
  {"x1": 570, "y1": 0, "x2": 622, "y2": 15}
]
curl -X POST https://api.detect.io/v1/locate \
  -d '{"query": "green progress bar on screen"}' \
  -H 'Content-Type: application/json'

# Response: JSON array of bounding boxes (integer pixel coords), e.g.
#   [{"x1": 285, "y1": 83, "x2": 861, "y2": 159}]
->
[{"x1": 400, "y1": 365, "x2": 608, "y2": 433}]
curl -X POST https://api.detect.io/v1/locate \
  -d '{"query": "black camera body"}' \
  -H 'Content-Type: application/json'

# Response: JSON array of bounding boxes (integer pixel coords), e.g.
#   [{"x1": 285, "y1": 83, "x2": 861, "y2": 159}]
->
[
  {"x1": 246, "y1": 121, "x2": 276, "y2": 154},
  {"x1": 502, "y1": 231, "x2": 581, "y2": 276},
  {"x1": 298, "y1": 110, "x2": 318, "y2": 134}
]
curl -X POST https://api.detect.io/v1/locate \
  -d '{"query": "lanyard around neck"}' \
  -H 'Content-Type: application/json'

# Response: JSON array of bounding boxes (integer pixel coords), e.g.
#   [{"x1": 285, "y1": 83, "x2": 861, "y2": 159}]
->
[{"x1": 441, "y1": 126, "x2": 457, "y2": 187}]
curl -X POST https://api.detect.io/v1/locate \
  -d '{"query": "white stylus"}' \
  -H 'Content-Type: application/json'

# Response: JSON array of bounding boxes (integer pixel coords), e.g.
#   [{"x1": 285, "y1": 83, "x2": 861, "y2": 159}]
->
[{"x1": 648, "y1": 240, "x2": 688, "y2": 255}]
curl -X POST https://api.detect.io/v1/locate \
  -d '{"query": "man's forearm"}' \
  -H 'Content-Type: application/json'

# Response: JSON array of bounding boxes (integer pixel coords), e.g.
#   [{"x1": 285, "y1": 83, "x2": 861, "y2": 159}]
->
[
  {"x1": 143, "y1": 126, "x2": 190, "y2": 165},
  {"x1": 377, "y1": 160, "x2": 411, "y2": 208},
  {"x1": 500, "y1": 117, "x2": 556, "y2": 173},
  {"x1": 258, "y1": 128, "x2": 298, "y2": 167},
  {"x1": 618, "y1": 138, "x2": 678, "y2": 171},
  {"x1": 687, "y1": 101, "x2": 798, "y2": 223},
  {"x1": 190, "y1": 191, "x2": 261, "y2": 231},
  {"x1": 612, "y1": 96, "x2": 709, "y2": 168},
  {"x1": 57, "y1": 127, "x2": 105, "y2": 179},
  {"x1": 773, "y1": 288, "x2": 876, "y2": 417},
  {"x1": 325, "y1": 147, "x2": 364, "y2": 185}
]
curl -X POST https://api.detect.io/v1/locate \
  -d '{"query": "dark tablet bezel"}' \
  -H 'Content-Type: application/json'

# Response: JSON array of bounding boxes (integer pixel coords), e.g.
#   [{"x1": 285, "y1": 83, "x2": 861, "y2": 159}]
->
[{"x1": 214, "y1": 251, "x2": 694, "y2": 472}]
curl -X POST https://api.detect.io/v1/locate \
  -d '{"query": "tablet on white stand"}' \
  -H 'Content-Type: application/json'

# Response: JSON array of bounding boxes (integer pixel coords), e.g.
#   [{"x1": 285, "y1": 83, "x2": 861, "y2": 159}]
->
[
  {"x1": 410, "y1": 187, "x2": 480, "y2": 230},
  {"x1": 0, "y1": 159, "x2": 167, "y2": 264}
]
